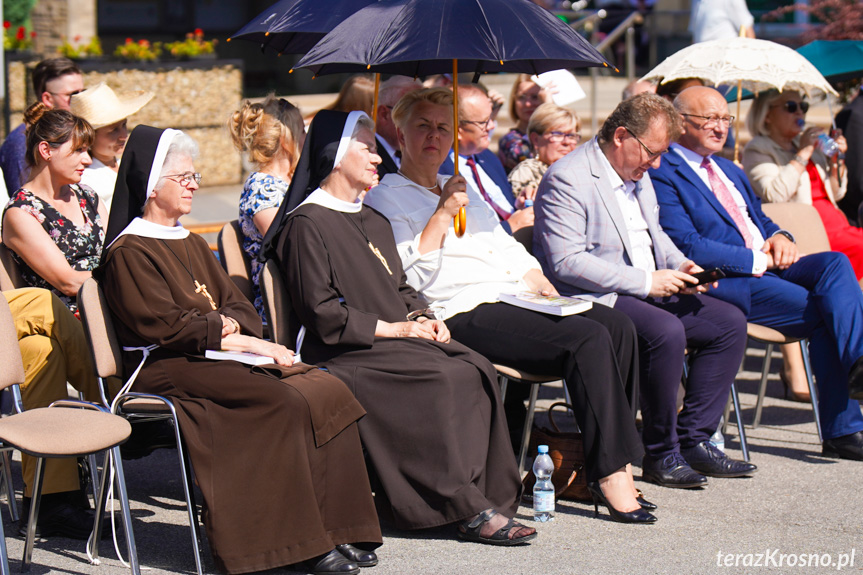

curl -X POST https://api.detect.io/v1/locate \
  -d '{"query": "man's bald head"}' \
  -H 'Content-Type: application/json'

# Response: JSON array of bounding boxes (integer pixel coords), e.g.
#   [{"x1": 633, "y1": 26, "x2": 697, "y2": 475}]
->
[{"x1": 674, "y1": 86, "x2": 733, "y2": 157}]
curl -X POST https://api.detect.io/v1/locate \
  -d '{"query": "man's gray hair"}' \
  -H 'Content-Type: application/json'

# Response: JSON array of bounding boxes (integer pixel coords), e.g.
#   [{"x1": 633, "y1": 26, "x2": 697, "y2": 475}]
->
[
  {"x1": 598, "y1": 92, "x2": 682, "y2": 144},
  {"x1": 379, "y1": 76, "x2": 423, "y2": 107}
]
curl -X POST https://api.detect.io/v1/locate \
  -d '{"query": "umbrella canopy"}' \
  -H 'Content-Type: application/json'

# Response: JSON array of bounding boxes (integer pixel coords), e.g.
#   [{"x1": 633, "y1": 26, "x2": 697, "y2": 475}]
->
[
  {"x1": 294, "y1": 0, "x2": 610, "y2": 77},
  {"x1": 642, "y1": 37, "x2": 838, "y2": 99},
  {"x1": 230, "y1": 0, "x2": 378, "y2": 55}
]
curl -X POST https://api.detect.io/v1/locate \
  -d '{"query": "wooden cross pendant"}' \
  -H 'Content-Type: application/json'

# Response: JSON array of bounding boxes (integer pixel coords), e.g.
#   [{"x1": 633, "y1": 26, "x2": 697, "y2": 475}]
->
[
  {"x1": 368, "y1": 241, "x2": 393, "y2": 275},
  {"x1": 195, "y1": 280, "x2": 218, "y2": 310}
]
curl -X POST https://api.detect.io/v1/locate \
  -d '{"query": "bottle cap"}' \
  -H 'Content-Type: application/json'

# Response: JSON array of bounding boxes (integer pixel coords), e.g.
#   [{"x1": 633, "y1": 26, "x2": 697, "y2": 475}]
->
[{"x1": 538, "y1": 445, "x2": 549, "y2": 454}]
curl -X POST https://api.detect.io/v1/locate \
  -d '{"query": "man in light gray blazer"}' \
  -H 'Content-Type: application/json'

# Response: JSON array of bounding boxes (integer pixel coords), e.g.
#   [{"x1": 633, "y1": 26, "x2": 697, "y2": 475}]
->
[{"x1": 534, "y1": 93, "x2": 755, "y2": 490}]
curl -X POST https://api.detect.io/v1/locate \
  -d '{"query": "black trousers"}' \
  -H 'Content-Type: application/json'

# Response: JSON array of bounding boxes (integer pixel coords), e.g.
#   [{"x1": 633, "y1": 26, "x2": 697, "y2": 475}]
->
[{"x1": 446, "y1": 302, "x2": 643, "y2": 482}]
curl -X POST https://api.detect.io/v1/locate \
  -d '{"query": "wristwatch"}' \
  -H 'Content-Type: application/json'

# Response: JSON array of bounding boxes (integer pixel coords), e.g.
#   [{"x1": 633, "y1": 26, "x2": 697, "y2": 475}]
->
[
  {"x1": 406, "y1": 308, "x2": 437, "y2": 321},
  {"x1": 773, "y1": 230, "x2": 796, "y2": 243}
]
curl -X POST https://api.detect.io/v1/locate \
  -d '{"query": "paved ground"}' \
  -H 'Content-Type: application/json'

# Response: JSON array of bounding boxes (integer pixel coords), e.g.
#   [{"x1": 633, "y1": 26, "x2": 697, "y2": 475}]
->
[{"x1": 4, "y1": 349, "x2": 862, "y2": 575}]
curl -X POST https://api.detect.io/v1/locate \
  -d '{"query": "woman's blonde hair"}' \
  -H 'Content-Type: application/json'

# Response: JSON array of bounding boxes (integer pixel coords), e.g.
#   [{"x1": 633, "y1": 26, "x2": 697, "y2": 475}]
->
[
  {"x1": 746, "y1": 89, "x2": 787, "y2": 138},
  {"x1": 526, "y1": 103, "x2": 579, "y2": 137},
  {"x1": 391, "y1": 87, "x2": 454, "y2": 129},
  {"x1": 229, "y1": 94, "x2": 304, "y2": 173},
  {"x1": 508, "y1": 74, "x2": 541, "y2": 122},
  {"x1": 325, "y1": 74, "x2": 376, "y2": 116},
  {"x1": 23, "y1": 102, "x2": 95, "y2": 168}
]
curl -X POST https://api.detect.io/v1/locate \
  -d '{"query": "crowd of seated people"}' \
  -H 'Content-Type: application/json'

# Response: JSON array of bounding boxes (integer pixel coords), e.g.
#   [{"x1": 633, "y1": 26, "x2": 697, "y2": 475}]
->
[{"x1": 4, "y1": 60, "x2": 863, "y2": 575}]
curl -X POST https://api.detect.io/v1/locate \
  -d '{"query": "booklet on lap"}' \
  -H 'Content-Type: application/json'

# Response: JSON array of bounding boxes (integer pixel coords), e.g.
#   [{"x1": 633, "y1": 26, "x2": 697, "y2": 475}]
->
[
  {"x1": 205, "y1": 350, "x2": 283, "y2": 366},
  {"x1": 499, "y1": 292, "x2": 593, "y2": 316}
]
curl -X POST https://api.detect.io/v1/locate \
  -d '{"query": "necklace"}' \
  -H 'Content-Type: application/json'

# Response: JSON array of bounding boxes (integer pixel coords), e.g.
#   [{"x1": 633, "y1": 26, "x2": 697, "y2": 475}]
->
[
  {"x1": 397, "y1": 170, "x2": 438, "y2": 191},
  {"x1": 342, "y1": 211, "x2": 393, "y2": 275},
  {"x1": 158, "y1": 239, "x2": 218, "y2": 310}
]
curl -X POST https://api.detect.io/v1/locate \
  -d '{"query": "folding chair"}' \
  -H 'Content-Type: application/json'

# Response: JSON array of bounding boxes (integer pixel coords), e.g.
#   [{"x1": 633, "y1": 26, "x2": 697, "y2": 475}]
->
[
  {"x1": 217, "y1": 220, "x2": 255, "y2": 304},
  {"x1": 77, "y1": 279, "x2": 204, "y2": 575},
  {"x1": 0, "y1": 295, "x2": 137, "y2": 574}
]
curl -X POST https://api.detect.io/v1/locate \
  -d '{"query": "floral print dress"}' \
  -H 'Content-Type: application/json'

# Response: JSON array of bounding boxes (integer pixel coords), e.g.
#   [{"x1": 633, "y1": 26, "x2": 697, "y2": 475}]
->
[
  {"x1": 238, "y1": 171, "x2": 288, "y2": 319},
  {"x1": 4, "y1": 185, "x2": 104, "y2": 312},
  {"x1": 497, "y1": 128, "x2": 533, "y2": 174}
]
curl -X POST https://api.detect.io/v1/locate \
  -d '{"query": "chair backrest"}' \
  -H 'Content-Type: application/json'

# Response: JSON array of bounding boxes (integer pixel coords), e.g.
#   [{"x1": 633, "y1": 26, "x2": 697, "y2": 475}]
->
[
  {"x1": 0, "y1": 295, "x2": 26, "y2": 390},
  {"x1": 259, "y1": 259, "x2": 292, "y2": 347},
  {"x1": 217, "y1": 220, "x2": 255, "y2": 303},
  {"x1": 0, "y1": 242, "x2": 25, "y2": 292},
  {"x1": 512, "y1": 225, "x2": 534, "y2": 255},
  {"x1": 77, "y1": 278, "x2": 123, "y2": 379},
  {"x1": 760, "y1": 203, "x2": 830, "y2": 255}
]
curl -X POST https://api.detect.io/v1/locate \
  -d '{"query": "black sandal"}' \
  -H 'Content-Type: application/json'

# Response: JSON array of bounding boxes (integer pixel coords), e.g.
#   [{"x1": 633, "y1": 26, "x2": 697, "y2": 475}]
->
[{"x1": 457, "y1": 509, "x2": 537, "y2": 546}]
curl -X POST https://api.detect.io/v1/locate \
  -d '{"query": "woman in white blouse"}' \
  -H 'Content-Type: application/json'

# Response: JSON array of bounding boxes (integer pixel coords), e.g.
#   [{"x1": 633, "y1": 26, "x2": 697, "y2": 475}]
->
[{"x1": 364, "y1": 88, "x2": 656, "y2": 524}]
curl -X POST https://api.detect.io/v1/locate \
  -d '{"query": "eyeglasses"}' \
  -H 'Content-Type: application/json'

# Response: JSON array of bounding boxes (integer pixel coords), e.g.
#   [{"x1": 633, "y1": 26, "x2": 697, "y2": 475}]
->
[
  {"x1": 681, "y1": 113, "x2": 735, "y2": 128},
  {"x1": 163, "y1": 172, "x2": 202, "y2": 186},
  {"x1": 49, "y1": 89, "x2": 82, "y2": 100},
  {"x1": 625, "y1": 127, "x2": 667, "y2": 160},
  {"x1": 775, "y1": 100, "x2": 809, "y2": 114},
  {"x1": 544, "y1": 131, "x2": 581, "y2": 144},
  {"x1": 460, "y1": 116, "x2": 493, "y2": 130}
]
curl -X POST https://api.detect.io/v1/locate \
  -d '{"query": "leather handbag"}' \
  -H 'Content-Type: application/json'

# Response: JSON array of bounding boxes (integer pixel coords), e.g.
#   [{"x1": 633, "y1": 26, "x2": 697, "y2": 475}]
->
[{"x1": 521, "y1": 402, "x2": 590, "y2": 502}]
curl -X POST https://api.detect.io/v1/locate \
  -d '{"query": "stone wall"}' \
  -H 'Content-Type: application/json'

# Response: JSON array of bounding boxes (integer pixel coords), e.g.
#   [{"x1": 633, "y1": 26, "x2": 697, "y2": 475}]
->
[
  {"x1": 5, "y1": 59, "x2": 244, "y2": 185},
  {"x1": 31, "y1": 0, "x2": 97, "y2": 56}
]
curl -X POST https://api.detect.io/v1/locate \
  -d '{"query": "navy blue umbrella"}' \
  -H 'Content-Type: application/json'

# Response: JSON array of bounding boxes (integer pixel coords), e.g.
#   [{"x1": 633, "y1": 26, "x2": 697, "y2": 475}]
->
[
  {"x1": 229, "y1": 0, "x2": 378, "y2": 56},
  {"x1": 294, "y1": 0, "x2": 611, "y2": 236},
  {"x1": 295, "y1": 0, "x2": 610, "y2": 78}
]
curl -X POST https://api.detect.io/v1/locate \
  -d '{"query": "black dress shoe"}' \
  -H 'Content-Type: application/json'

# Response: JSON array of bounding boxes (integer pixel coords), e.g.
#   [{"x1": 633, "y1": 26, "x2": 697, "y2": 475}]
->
[
  {"x1": 642, "y1": 452, "x2": 708, "y2": 489},
  {"x1": 586, "y1": 482, "x2": 657, "y2": 524},
  {"x1": 849, "y1": 357, "x2": 863, "y2": 400},
  {"x1": 681, "y1": 441, "x2": 757, "y2": 478},
  {"x1": 336, "y1": 544, "x2": 378, "y2": 567},
  {"x1": 17, "y1": 502, "x2": 107, "y2": 540},
  {"x1": 306, "y1": 549, "x2": 360, "y2": 575},
  {"x1": 823, "y1": 431, "x2": 863, "y2": 461}
]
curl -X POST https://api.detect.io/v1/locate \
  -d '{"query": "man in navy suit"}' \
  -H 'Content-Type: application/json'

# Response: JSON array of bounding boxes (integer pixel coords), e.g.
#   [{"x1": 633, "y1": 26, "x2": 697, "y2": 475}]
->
[
  {"x1": 650, "y1": 86, "x2": 863, "y2": 461},
  {"x1": 440, "y1": 84, "x2": 533, "y2": 234}
]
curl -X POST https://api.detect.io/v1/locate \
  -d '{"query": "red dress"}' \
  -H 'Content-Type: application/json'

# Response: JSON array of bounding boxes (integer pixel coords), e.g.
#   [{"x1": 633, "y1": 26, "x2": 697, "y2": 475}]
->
[{"x1": 807, "y1": 161, "x2": 863, "y2": 279}]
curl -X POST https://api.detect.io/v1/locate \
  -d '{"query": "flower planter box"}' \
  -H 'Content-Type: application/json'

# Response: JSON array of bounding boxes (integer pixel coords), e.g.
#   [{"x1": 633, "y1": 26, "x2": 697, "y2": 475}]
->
[{"x1": 4, "y1": 57, "x2": 244, "y2": 186}]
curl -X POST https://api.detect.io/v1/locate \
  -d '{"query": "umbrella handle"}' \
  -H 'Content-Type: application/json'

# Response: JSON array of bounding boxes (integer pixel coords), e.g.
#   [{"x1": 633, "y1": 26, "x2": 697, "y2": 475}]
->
[{"x1": 452, "y1": 59, "x2": 466, "y2": 238}]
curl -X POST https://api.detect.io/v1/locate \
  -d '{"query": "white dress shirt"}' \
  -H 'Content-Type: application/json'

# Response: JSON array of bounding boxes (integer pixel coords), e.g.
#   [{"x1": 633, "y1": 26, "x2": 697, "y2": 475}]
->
[
  {"x1": 594, "y1": 139, "x2": 655, "y2": 297},
  {"x1": 363, "y1": 172, "x2": 539, "y2": 319},
  {"x1": 672, "y1": 143, "x2": 769, "y2": 274},
  {"x1": 689, "y1": 0, "x2": 754, "y2": 43},
  {"x1": 450, "y1": 151, "x2": 514, "y2": 215}
]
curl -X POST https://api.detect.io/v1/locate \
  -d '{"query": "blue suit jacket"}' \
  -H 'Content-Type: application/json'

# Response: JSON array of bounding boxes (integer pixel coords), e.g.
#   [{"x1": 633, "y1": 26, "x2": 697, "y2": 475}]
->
[
  {"x1": 649, "y1": 150, "x2": 782, "y2": 314},
  {"x1": 440, "y1": 149, "x2": 517, "y2": 233}
]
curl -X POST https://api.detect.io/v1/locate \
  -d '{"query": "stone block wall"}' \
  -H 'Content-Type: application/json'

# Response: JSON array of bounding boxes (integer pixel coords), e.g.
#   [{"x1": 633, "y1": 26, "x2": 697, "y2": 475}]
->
[{"x1": 5, "y1": 59, "x2": 244, "y2": 185}]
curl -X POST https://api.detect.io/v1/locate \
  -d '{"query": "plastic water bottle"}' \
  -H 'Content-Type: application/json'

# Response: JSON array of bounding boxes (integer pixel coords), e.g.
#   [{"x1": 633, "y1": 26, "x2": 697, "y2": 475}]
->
[
  {"x1": 817, "y1": 133, "x2": 840, "y2": 157},
  {"x1": 524, "y1": 199, "x2": 534, "y2": 208},
  {"x1": 533, "y1": 445, "x2": 555, "y2": 522},
  {"x1": 710, "y1": 425, "x2": 725, "y2": 453}
]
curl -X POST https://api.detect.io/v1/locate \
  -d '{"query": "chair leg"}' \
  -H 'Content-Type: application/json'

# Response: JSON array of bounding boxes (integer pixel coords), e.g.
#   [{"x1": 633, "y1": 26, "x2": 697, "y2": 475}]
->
[
  {"x1": 88, "y1": 451, "x2": 112, "y2": 562},
  {"x1": 729, "y1": 383, "x2": 750, "y2": 462},
  {"x1": 109, "y1": 447, "x2": 140, "y2": 575},
  {"x1": 517, "y1": 384, "x2": 541, "y2": 476},
  {"x1": 174, "y1": 422, "x2": 203, "y2": 575},
  {"x1": 21, "y1": 457, "x2": 46, "y2": 572},
  {"x1": 751, "y1": 342, "x2": 774, "y2": 429},
  {"x1": 1, "y1": 452, "x2": 18, "y2": 522},
  {"x1": 0, "y1": 503, "x2": 10, "y2": 575},
  {"x1": 499, "y1": 376, "x2": 509, "y2": 403},
  {"x1": 799, "y1": 340, "x2": 823, "y2": 444}
]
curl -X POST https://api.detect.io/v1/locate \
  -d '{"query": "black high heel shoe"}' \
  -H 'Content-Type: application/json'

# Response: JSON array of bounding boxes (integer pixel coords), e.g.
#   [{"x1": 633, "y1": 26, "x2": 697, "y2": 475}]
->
[
  {"x1": 635, "y1": 488, "x2": 657, "y2": 511},
  {"x1": 587, "y1": 482, "x2": 657, "y2": 524}
]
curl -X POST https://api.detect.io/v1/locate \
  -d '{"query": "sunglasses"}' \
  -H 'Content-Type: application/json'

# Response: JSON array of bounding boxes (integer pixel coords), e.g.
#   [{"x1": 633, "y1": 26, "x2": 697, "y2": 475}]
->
[{"x1": 778, "y1": 100, "x2": 809, "y2": 114}]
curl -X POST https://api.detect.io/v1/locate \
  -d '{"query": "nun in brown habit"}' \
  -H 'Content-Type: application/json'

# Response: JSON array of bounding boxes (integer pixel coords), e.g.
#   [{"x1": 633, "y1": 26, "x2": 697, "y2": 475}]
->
[
  {"x1": 260, "y1": 110, "x2": 535, "y2": 546},
  {"x1": 96, "y1": 125, "x2": 381, "y2": 575}
]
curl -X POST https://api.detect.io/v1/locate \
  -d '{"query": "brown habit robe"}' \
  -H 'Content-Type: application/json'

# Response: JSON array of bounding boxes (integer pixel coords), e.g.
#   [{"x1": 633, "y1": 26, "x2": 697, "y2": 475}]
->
[
  {"x1": 97, "y1": 229, "x2": 381, "y2": 574},
  {"x1": 278, "y1": 200, "x2": 522, "y2": 530}
]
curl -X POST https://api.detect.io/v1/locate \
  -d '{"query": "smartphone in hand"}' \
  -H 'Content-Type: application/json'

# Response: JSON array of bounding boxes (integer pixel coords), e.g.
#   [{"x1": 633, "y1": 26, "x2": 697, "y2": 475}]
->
[{"x1": 689, "y1": 268, "x2": 727, "y2": 284}]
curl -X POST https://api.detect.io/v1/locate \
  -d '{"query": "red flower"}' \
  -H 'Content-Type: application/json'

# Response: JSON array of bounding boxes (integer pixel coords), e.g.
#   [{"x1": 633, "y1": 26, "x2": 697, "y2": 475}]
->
[
  {"x1": 3, "y1": 21, "x2": 11, "y2": 29},
  {"x1": 126, "y1": 37, "x2": 133, "y2": 44},
  {"x1": 16, "y1": 26, "x2": 25, "y2": 41},
  {"x1": 74, "y1": 35, "x2": 81, "y2": 42},
  {"x1": 194, "y1": 28, "x2": 203, "y2": 37},
  {"x1": 30, "y1": 31, "x2": 36, "y2": 38}
]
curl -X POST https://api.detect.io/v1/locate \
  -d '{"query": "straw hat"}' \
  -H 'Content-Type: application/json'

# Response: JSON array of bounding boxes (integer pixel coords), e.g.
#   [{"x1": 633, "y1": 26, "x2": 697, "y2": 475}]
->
[{"x1": 70, "y1": 82, "x2": 154, "y2": 130}]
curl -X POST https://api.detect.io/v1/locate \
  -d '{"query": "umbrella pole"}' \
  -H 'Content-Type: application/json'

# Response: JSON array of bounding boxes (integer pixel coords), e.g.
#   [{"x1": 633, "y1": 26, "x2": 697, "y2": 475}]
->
[
  {"x1": 453, "y1": 59, "x2": 466, "y2": 237},
  {"x1": 372, "y1": 73, "x2": 380, "y2": 124},
  {"x1": 734, "y1": 78, "x2": 742, "y2": 165}
]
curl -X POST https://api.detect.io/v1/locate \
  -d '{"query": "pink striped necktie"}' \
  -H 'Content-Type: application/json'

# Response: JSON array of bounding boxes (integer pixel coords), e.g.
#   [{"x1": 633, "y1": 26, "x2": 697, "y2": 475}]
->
[
  {"x1": 701, "y1": 157, "x2": 753, "y2": 248},
  {"x1": 466, "y1": 156, "x2": 511, "y2": 221}
]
